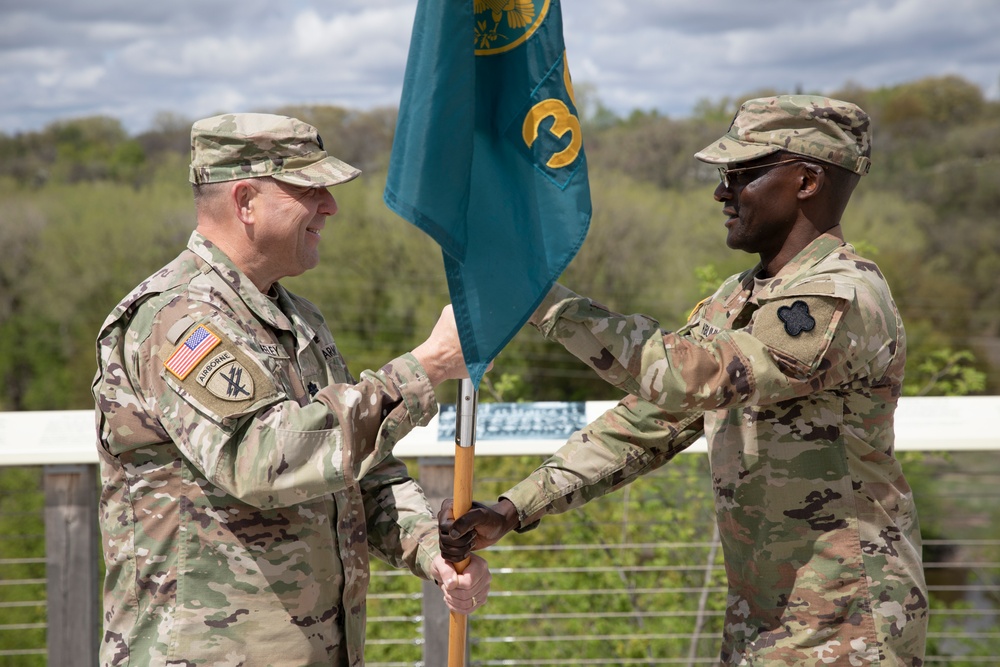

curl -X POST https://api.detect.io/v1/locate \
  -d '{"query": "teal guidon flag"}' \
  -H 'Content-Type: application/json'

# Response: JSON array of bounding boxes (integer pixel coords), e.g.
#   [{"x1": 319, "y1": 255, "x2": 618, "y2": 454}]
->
[{"x1": 384, "y1": 0, "x2": 592, "y2": 387}]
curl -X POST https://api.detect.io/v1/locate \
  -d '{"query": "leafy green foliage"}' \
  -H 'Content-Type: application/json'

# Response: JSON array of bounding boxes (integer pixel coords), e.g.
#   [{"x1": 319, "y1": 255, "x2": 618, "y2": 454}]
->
[
  {"x1": 0, "y1": 156, "x2": 192, "y2": 410},
  {"x1": 904, "y1": 349, "x2": 987, "y2": 397},
  {"x1": 2, "y1": 76, "x2": 998, "y2": 408}
]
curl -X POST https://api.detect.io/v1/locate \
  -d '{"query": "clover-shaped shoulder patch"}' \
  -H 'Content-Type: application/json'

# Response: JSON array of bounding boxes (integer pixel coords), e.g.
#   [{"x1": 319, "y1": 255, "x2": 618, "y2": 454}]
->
[
  {"x1": 751, "y1": 295, "x2": 839, "y2": 373},
  {"x1": 776, "y1": 300, "x2": 816, "y2": 336}
]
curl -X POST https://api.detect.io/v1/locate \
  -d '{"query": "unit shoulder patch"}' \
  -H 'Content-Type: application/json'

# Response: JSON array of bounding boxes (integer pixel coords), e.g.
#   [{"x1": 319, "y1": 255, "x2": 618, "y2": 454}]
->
[
  {"x1": 160, "y1": 321, "x2": 277, "y2": 419},
  {"x1": 776, "y1": 300, "x2": 816, "y2": 336},
  {"x1": 195, "y1": 350, "x2": 255, "y2": 401},
  {"x1": 753, "y1": 295, "x2": 840, "y2": 370}
]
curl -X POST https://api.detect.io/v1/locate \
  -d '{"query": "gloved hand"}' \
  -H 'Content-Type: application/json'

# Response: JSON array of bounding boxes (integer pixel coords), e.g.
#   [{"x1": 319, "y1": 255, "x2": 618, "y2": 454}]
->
[{"x1": 438, "y1": 497, "x2": 520, "y2": 563}]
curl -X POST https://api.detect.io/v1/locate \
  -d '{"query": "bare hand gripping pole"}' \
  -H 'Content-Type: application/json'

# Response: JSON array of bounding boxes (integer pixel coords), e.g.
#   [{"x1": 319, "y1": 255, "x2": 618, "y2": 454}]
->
[{"x1": 448, "y1": 378, "x2": 477, "y2": 667}]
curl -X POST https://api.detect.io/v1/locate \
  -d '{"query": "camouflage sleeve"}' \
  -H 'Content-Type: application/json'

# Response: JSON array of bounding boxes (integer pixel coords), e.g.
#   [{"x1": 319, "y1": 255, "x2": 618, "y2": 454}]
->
[
  {"x1": 502, "y1": 394, "x2": 704, "y2": 529},
  {"x1": 360, "y1": 455, "x2": 440, "y2": 579},
  {"x1": 132, "y1": 301, "x2": 438, "y2": 510},
  {"x1": 529, "y1": 283, "x2": 879, "y2": 413}
]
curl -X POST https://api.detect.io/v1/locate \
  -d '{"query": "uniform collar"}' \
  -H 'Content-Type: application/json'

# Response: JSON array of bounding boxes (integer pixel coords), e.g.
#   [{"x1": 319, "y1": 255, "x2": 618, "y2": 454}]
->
[
  {"x1": 187, "y1": 231, "x2": 295, "y2": 332},
  {"x1": 730, "y1": 234, "x2": 847, "y2": 303},
  {"x1": 771, "y1": 233, "x2": 847, "y2": 281},
  {"x1": 747, "y1": 233, "x2": 847, "y2": 288}
]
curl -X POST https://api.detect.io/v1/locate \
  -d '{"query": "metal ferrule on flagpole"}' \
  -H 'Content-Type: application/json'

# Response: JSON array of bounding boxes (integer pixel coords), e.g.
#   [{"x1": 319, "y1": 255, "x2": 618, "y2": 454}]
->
[
  {"x1": 448, "y1": 378, "x2": 478, "y2": 667},
  {"x1": 456, "y1": 378, "x2": 478, "y2": 451}
]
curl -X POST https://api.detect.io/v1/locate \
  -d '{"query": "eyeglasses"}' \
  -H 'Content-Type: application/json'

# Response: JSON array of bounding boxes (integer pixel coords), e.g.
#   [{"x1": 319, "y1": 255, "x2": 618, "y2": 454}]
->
[{"x1": 717, "y1": 158, "x2": 808, "y2": 189}]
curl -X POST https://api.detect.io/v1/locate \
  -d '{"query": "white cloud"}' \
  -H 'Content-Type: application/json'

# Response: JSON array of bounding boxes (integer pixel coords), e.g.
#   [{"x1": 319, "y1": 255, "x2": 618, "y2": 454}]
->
[{"x1": 0, "y1": 0, "x2": 997, "y2": 133}]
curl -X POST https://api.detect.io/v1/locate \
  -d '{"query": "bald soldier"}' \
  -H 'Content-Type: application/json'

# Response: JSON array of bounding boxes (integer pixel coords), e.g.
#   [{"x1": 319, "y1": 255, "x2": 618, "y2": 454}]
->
[
  {"x1": 441, "y1": 96, "x2": 928, "y2": 665},
  {"x1": 93, "y1": 113, "x2": 490, "y2": 666}
]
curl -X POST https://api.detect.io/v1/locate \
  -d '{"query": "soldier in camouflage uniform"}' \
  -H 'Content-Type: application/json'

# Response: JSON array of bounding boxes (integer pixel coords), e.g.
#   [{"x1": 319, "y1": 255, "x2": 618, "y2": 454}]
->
[
  {"x1": 440, "y1": 96, "x2": 928, "y2": 665},
  {"x1": 93, "y1": 113, "x2": 491, "y2": 667}
]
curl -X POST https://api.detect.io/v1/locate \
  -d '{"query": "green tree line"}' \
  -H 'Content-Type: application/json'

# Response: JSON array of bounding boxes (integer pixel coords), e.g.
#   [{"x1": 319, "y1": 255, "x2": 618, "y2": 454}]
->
[
  {"x1": 1, "y1": 75, "x2": 996, "y2": 411},
  {"x1": 2, "y1": 75, "x2": 999, "y2": 663}
]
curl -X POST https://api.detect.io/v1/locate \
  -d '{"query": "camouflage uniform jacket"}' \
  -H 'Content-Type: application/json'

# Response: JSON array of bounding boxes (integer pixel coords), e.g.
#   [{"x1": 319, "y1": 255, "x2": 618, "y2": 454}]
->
[
  {"x1": 92, "y1": 231, "x2": 442, "y2": 667},
  {"x1": 503, "y1": 234, "x2": 928, "y2": 665}
]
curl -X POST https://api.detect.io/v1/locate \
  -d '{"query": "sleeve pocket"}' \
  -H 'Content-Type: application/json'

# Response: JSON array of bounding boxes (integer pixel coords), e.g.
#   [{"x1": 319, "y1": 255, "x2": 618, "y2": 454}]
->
[{"x1": 751, "y1": 295, "x2": 845, "y2": 377}]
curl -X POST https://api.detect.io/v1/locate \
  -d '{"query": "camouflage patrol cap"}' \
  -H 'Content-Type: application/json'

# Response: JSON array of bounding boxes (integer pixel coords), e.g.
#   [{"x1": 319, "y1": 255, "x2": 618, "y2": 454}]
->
[
  {"x1": 189, "y1": 113, "x2": 361, "y2": 187},
  {"x1": 694, "y1": 95, "x2": 872, "y2": 175}
]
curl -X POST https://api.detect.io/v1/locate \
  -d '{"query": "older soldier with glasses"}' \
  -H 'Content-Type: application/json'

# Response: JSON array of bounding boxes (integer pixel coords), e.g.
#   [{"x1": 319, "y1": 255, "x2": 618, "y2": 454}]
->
[
  {"x1": 441, "y1": 95, "x2": 928, "y2": 665},
  {"x1": 94, "y1": 113, "x2": 491, "y2": 667}
]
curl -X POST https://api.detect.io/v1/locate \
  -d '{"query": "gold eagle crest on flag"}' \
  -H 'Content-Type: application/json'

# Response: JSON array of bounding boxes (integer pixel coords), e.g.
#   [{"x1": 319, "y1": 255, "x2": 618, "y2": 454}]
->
[{"x1": 474, "y1": 0, "x2": 549, "y2": 55}]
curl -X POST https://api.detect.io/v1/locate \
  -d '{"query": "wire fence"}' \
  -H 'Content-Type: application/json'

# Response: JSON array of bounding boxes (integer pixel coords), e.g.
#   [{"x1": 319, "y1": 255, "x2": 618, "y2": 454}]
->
[
  {"x1": 2, "y1": 450, "x2": 1000, "y2": 665},
  {"x1": 0, "y1": 465, "x2": 48, "y2": 664},
  {"x1": 361, "y1": 451, "x2": 1000, "y2": 666}
]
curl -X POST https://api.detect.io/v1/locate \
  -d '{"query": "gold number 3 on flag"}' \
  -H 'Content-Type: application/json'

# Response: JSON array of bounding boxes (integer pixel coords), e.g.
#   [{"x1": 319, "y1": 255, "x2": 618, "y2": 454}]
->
[
  {"x1": 522, "y1": 99, "x2": 582, "y2": 169},
  {"x1": 521, "y1": 53, "x2": 582, "y2": 170}
]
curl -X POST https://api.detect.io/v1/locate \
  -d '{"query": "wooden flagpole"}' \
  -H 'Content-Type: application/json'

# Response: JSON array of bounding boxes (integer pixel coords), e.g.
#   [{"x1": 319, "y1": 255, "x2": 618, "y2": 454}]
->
[{"x1": 448, "y1": 378, "x2": 478, "y2": 667}]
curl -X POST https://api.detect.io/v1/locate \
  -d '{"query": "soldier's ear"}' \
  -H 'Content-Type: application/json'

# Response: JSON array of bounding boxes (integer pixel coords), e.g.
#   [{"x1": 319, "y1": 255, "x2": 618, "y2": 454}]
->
[
  {"x1": 796, "y1": 163, "x2": 824, "y2": 200},
  {"x1": 233, "y1": 180, "x2": 256, "y2": 226}
]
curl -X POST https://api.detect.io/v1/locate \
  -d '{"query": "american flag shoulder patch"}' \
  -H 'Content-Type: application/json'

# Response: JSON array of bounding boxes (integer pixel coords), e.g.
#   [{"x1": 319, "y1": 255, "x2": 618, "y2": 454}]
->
[{"x1": 164, "y1": 325, "x2": 222, "y2": 380}]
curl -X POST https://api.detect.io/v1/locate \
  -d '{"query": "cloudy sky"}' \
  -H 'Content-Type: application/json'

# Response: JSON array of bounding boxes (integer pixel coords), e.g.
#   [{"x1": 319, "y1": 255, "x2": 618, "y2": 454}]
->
[{"x1": 2, "y1": 0, "x2": 998, "y2": 135}]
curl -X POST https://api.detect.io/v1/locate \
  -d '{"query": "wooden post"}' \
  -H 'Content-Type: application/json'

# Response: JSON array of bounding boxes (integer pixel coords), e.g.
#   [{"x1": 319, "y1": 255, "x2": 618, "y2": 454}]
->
[{"x1": 44, "y1": 464, "x2": 100, "y2": 667}]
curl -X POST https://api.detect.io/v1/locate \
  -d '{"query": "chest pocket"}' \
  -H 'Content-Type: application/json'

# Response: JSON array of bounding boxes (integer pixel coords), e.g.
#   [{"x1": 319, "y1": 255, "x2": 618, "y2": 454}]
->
[
  {"x1": 317, "y1": 341, "x2": 350, "y2": 382},
  {"x1": 687, "y1": 289, "x2": 752, "y2": 341},
  {"x1": 252, "y1": 330, "x2": 320, "y2": 402},
  {"x1": 258, "y1": 329, "x2": 351, "y2": 401},
  {"x1": 293, "y1": 337, "x2": 352, "y2": 400}
]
